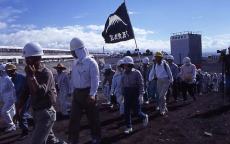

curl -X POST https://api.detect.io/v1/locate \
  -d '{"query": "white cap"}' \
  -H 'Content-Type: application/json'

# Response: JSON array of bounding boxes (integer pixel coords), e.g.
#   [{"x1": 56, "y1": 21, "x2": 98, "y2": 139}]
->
[
  {"x1": 22, "y1": 42, "x2": 44, "y2": 58},
  {"x1": 183, "y1": 57, "x2": 191, "y2": 64},
  {"x1": 123, "y1": 56, "x2": 134, "y2": 65},
  {"x1": 117, "y1": 59, "x2": 124, "y2": 66},
  {"x1": 142, "y1": 57, "x2": 149, "y2": 64},
  {"x1": 104, "y1": 64, "x2": 112, "y2": 69},
  {"x1": 70, "y1": 37, "x2": 85, "y2": 51},
  {"x1": 167, "y1": 55, "x2": 174, "y2": 60},
  {"x1": 0, "y1": 64, "x2": 6, "y2": 71}
]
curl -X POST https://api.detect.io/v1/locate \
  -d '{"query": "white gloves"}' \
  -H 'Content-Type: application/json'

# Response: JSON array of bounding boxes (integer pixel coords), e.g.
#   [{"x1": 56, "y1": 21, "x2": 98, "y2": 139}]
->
[{"x1": 139, "y1": 95, "x2": 144, "y2": 104}]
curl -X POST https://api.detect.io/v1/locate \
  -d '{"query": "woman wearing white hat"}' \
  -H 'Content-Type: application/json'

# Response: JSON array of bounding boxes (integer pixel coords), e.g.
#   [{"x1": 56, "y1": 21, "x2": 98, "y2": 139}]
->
[
  {"x1": 110, "y1": 59, "x2": 124, "y2": 115},
  {"x1": 179, "y1": 57, "x2": 197, "y2": 101},
  {"x1": 0, "y1": 64, "x2": 16, "y2": 133},
  {"x1": 121, "y1": 56, "x2": 149, "y2": 134}
]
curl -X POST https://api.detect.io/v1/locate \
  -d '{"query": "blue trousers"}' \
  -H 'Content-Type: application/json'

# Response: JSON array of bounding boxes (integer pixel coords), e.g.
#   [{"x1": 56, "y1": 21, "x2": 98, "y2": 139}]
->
[
  {"x1": 19, "y1": 97, "x2": 31, "y2": 133},
  {"x1": 123, "y1": 87, "x2": 146, "y2": 128},
  {"x1": 148, "y1": 80, "x2": 159, "y2": 106}
]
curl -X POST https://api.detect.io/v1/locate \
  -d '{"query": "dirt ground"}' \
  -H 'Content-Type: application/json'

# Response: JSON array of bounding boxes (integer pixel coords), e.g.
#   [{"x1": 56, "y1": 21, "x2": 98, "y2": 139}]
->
[{"x1": 1, "y1": 91, "x2": 230, "y2": 144}]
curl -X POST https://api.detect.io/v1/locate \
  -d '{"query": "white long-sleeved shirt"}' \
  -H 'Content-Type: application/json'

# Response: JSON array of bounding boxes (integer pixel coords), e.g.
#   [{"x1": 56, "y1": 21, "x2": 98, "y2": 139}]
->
[
  {"x1": 0, "y1": 75, "x2": 16, "y2": 103},
  {"x1": 179, "y1": 63, "x2": 196, "y2": 84},
  {"x1": 148, "y1": 60, "x2": 173, "y2": 83},
  {"x1": 155, "y1": 62, "x2": 169, "y2": 79},
  {"x1": 71, "y1": 57, "x2": 99, "y2": 97}
]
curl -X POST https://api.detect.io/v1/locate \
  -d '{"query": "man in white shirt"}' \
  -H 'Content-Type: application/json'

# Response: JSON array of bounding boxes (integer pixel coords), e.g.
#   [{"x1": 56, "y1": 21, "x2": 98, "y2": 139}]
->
[
  {"x1": 149, "y1": 52, "x2": 173, "y2": 116},
  {"x1": 68, "y1": 37, "x2": 101, "y2": 144}
]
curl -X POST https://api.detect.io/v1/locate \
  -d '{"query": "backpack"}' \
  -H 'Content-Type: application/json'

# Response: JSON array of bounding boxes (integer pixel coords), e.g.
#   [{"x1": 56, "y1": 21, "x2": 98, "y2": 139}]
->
[{"x1": 153, "y1": 61, "x2": 169, "y2": 79}]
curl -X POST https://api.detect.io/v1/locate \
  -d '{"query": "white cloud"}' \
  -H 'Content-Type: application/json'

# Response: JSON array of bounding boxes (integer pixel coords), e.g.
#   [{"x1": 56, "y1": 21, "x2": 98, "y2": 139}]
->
[
  {"x1": 0, "y1": 6, "x2": 23, "y2": 22},
  {"x1": 2, "y1": 24, "x2": 229, "y2": 53},
  {"x1": 192, "y1": 16, "x2": 203, "y2": 20},
  {"x1": 0, "y1": 21, "x2": 7, "y2": 29},
  {"x1": 10, "y1": 24, "x2": 36, "y2": 30},
  {"x1": 86, "y1": 25, "x2": 104, "y2": 31},
  {"x1": 73, "y1": 15, "x2": 84, "y2": 19},
  {"x1": 202, "y1": 34, "x2": 230, "y2": 52},
  {"x1": 0, "y1": 24, "x2": 168, "y2": 52},
  {"x1": 133, "y1": 27, "x2": 155, "y2": 35},
  {"x1": 73, "y1": 13, "x2": 88, "y2": 19},
  {"x1": 128, "y1": 11, "x2": 139, "y2": 15},
  {"x1": 0, "y1": 6, "x2": 25, "y2": 31}
]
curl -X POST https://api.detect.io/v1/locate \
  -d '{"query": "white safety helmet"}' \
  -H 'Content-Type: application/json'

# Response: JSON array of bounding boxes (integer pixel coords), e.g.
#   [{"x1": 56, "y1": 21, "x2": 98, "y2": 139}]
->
[
  {"x1": 0, "y1": 64, "x2": 6, "y2": 71},
  {"x1": 183, "y1": 57, "x2": 191, "y2": 64},
  {"x1": 104, "y1": 64, "x2": 112, "y2": 70},
  {"x1": 22, "y1": 42, "x2": 44, "y2": 58},
  {"x1": 70, "y1": 37, "x2": 85, "y2": 51},
  {"x1": 142, "y1": 57, "x2": 149, "y2": 64},
  {"x1": 167, "y1": 55, "x2": 174, "y2": 61},
  {"x1": 117, "y1": 59, "x2": 124, "y2": 66},
  {"x1": 123, "y1": 56, "x2": 134, "y2": 65}
]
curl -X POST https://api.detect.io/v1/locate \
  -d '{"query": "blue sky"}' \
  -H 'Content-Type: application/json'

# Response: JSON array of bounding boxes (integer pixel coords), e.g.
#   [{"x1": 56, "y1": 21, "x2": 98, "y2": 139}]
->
[{"x1": 0, "y1": 0, "x2": 229, "y2": 53}]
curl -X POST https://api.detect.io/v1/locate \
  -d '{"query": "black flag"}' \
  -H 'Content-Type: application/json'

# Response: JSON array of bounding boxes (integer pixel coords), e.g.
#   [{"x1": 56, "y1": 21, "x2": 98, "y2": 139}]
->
[{"x1": 102, "y1": 2, "x2": 135, "y2": 43}]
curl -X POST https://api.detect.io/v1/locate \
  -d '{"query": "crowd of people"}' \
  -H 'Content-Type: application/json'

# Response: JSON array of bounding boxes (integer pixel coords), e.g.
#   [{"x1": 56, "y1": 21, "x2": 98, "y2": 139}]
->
[{"x1": 0, "y1": 37, "x2": 225, "y2": 144}]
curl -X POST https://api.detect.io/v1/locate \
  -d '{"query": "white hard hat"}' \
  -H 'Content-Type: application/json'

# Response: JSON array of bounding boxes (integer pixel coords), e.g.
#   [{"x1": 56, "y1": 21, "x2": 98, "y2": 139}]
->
[
  {"x1": 142, "y1": 57, "x2": 149, "y2": 64},
  {"x1": 70, "y1": 37, "x2": 85, "y2": 51},
  {"x1": 22, "y1": 42, "x2": 44, "y2": 58},
  {"x1": 123, "y1": 56, "x2": 134, "y2": 65},
  {"x1": 0, "y1": 64, "x2": 6, "y2": 71},
  {"x1": 117, "y1": 59, "x2": 124, "y2": 66},
  {"x1": 183, "y1": 57, "x2": 191, "y2": 64},
  {"x1": 167, "y1": 55, "x2": 174, "y2": 60},
  {"x1": 104, "y1": 64, "x2": 112, "y2": 69}
]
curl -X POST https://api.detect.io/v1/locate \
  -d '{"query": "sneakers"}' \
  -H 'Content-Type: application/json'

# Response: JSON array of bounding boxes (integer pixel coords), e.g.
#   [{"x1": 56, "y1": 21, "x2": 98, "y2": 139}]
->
[
  {"x1": 144, "y1": 101, "x2": 149, "y2": 104},
  {"x1": 91, "y1": 138, "x2": 101, "y2": 144},
  {"x1": 143, "y1": 114, "x2": 149, "y2": 127},
  {"x1": 160, "y1": 111, "x2": 166, "y2": 116},
  {"x1": 124, "y1": 127, "x2": 133, "y2": 134},
  {"x1": 160, "y1": 111, "x2": 168, "y2": 117},
  {"x1": 109, "y1": 104, "x2": 114, "y2": 109},
  {"x1": 156, "y1": 106, "x2": 160, "y2": 111},
  {"x1": 5, "y1": 125, "x2": 16, "y2": 133}
]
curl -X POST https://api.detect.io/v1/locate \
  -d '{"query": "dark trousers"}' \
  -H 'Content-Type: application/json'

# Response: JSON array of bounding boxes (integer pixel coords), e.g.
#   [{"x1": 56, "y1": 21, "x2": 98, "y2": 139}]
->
[
  {"x1": 166, "y1": 80, "x2": 178, "y2": 102},
  {"x1": 143, "y1": 82, "x2": 149, "y2": 102},
  {"x1": 68, "y1": 88, "x2": 101, "y2": 144},
  {"x1": 148, "y1": 80, "x2": 157, "y2": 99},
  {"x1": 181, "y1": 82, "x2": 196, "y2": 101},
  {"x1": 19, "y1": 97, "x2": 31, "y2": 134},
  {"x1": 196, "y1": 82, "x2": 202, "y2": 94},
  {"x1": 123, "y1": 87, "x2": 146, "y2": 128},
  {"x1": 226, "y1": 75, "x2": 230, "y2": 100}
]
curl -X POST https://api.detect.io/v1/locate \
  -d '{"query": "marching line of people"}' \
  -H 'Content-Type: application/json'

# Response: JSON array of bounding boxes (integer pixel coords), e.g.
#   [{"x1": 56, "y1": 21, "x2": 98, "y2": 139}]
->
[{"x1": 0, "y1": 37, "x2": 225, "y2": 144}]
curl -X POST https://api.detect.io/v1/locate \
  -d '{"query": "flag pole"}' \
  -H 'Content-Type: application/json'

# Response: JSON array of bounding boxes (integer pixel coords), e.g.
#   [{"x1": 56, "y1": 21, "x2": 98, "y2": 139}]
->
[{"x1": 124, "y1": 0, "x2": 142, "y2": 65}]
